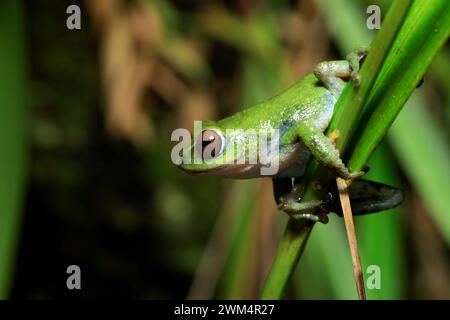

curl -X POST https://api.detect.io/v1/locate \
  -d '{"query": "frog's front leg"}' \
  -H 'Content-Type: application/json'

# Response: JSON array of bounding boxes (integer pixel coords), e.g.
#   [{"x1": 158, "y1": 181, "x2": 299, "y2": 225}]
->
[
  {"x1": 304, "y1": 47, "x2": 369, "y2": 178},
  {"x1": 314, "y1": 46, "x2": 369, "y2": 97},
  {"x1": 296, "y1": 122, "x2": 366, "y2": 180}
]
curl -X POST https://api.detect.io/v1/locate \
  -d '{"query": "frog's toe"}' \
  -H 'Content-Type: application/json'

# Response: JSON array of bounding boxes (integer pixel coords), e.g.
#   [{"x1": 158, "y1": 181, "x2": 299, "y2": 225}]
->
[
  {"x1": 351, "y1": 72, "x2": 361, "y2": 87},
  {"x1": 346, "y1": 46, "x2": 369, "y2": 87},
  {"x1": 277, "y1": 195, "x2": 299, "y2": 212},
  {"x1": 345, "y1": 166, "x2": 370, "y2": 180},
  {"x1": 277, "y1": 199, "x2": 288, "y2": 211},
  {"x1": 348, "y1": 170, "x2": 365, "y2": 179}
]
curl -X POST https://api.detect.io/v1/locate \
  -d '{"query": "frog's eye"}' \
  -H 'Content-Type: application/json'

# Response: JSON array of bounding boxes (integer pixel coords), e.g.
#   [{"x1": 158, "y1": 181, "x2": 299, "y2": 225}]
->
[{"x1": 196, "y1": 129, "x2": 226, "y2": 160}]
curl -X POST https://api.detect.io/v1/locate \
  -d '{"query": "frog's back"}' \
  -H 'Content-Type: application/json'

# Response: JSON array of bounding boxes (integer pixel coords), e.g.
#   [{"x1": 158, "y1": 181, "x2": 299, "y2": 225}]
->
[{"x1": 218, "y1": 74, "x2": 337, "y2": 133}]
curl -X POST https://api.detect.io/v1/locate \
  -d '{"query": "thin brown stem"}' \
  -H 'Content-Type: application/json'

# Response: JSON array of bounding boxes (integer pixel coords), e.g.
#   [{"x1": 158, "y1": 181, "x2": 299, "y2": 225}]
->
[{"x1": 336, "y1": 177, "x2": 366, "y2": 300}]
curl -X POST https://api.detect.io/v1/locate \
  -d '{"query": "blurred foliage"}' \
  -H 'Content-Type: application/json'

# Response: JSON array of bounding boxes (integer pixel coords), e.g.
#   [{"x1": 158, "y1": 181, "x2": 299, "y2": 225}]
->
[{"x1": 1, "y1": 0, "x2": 448, "y2": 299}]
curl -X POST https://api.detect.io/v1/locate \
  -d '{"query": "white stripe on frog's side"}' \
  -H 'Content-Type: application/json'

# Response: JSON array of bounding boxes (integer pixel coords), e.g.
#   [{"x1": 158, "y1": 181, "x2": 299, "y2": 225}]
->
[{"x1": 202, "y1": 142, "x2": 309, "y2": 179}]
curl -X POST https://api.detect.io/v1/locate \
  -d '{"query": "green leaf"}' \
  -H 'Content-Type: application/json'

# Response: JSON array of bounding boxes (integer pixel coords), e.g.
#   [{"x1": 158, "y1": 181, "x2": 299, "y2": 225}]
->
[{"x1": 0, "y1": 0, "x2": 27, "y2": 299}]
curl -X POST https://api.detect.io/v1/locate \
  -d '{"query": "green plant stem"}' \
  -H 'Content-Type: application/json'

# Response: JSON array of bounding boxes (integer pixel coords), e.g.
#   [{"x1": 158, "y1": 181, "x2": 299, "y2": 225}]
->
[
  {"x1": 349, "y1": 0, "x2": 450, "y2": 172},
  {"x1": 327, "y1": 2, "x2": 413, "y2": 152},
  {"x1": 0, "y1": 0, "x2": 27, "y2": 299},
  {"x1": 261, "y1": 0, "x2": 414, "y2": 299},
  {"x1": 260, "y1": 219, "x2": 313, "y2": 299}
]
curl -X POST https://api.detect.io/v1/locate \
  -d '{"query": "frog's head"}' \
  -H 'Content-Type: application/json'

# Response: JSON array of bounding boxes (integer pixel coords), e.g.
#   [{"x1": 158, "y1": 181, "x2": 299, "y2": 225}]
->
[
  {"x1": 178, "y1": 120, "x2": 237, "y2": 177},
  {"x1": 177, "y1": 120, "x2": 282, "y2": 178}
]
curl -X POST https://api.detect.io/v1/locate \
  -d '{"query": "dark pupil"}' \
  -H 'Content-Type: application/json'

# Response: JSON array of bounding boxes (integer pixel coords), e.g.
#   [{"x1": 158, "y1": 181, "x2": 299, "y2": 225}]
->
[
  {"x1": 197, "y1": 130, "x2": 223, "y2": 160},
  {"x1": 202, "y1": 134, "x2": 216, "y2": 157}
]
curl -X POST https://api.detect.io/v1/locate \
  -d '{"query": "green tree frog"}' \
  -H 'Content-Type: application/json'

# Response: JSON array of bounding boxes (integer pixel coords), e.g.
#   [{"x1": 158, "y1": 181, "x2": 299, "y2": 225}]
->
[{"x1": 176, "y1": 48, "x2": 403, "y2": 222}]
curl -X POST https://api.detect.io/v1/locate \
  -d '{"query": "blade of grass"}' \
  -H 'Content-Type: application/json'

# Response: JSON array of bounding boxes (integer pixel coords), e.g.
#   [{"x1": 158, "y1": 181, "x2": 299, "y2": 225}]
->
[
  {"x1": 348, "y1": 0, "x2": 450, "y2": 172},
  {"x1": 0, "y1": 0, "x2": 27, "y2": 299},
  {"x1": 327, "y1": 2, "x2": 413, "y2": 153}
]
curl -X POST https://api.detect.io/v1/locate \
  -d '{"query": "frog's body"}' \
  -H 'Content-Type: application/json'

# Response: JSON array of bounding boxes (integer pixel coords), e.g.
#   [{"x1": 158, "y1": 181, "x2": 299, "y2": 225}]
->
[
  {"x1": 218, "y1": 74, "x2": 336, "y2": 136},
  {"x1": 177, "y1": 48, "x2": 404, "y2": 222},
  {"x1": 215, "y1": 73, "x2": 336, "y2": 179}
]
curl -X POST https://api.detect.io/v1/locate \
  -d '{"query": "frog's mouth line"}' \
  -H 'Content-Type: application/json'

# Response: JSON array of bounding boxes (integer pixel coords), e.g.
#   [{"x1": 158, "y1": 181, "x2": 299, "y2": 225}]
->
[
  {"x1": 178, "y1": 164, "x2": 227, "y2": 175},
  {"x1": 178, "y1": 163, "x2": 257, "y2": 178},
  {"x1": 177, "y1": 151, "x2": 252, "y2": 176}
]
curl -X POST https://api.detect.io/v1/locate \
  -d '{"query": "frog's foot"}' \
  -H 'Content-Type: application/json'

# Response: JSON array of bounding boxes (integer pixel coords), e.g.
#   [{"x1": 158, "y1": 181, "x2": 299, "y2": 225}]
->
[
  {"x1": 336, "y1": 167, "x2": 368, "y2": 180},
  {"x1": 346, "y1": 46, "x2": 369, "y2": 87},
  {"x1": 327, "y1": 129, "x2": 369, "y2": 180},
  {"x1": 313, "y1": 46, "x2": 369, "y2": 96},
  {"x1": 277, "y1": 194, "x2": 328, "y2": 223}
]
